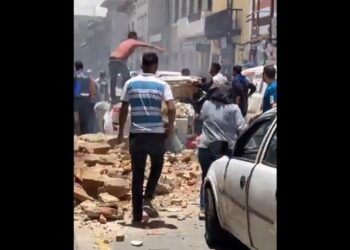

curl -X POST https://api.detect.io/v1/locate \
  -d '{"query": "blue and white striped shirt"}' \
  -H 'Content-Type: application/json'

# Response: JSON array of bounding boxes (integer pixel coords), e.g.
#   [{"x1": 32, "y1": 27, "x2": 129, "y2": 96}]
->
[{"x1": 121, "y1": 73, "x2": 174, "y2": 133}]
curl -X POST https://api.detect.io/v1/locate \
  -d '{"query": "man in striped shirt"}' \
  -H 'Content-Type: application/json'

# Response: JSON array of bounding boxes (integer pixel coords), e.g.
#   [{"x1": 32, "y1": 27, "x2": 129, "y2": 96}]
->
[{"x1": 118, "y1": 52, "x2": 176, "y2": 223}]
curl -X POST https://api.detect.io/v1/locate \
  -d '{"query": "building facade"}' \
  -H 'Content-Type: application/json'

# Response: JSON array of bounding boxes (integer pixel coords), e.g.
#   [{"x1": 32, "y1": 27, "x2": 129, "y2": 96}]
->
[
  {"x1": 168, "y1": 0, "x2": 213, "y2": 75},
  {"x1": 74, "y1": 15, "x2": 110, "y2": 74},
  {"x1": 99, "y1": 0, "x2": 276, "y2": 75},
  {"x1": 205, "y1": 0, "x2": 243, "y2": 76},
  {"x1": 249, "y1": 0, "x2": 277, "y2": 66}
]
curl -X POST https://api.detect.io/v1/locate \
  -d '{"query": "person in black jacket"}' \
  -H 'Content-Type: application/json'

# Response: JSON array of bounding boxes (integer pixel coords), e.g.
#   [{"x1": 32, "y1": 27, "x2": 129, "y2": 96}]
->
[{"x1": 231, "y1": 65, "x2": 256, "y2": 117}]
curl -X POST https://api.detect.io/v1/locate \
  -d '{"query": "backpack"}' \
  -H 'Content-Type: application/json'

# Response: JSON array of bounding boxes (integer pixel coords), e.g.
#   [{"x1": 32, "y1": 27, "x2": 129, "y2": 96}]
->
[{"x1": 74, "y1": 72, "x2": 90, "y2": 98}]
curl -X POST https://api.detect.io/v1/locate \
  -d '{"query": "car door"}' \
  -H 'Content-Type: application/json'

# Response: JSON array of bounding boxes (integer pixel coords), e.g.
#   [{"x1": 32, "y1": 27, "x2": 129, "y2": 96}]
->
[
  {"x1": 247, "y1": 124, "x2": 277, "y2": 250},
  {"x1": 219, "y1": 117, "x2": 275, "y2": 246}
]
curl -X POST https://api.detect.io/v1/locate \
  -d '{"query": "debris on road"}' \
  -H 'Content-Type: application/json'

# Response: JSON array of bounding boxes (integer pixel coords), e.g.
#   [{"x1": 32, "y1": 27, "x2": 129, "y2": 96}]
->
[
  {"x1": 130, "y1": 240, "x2": 143, "y2": 247},
  {"x1": 74, "y1": 133, "x2": 202, "y2": 239},
  {"x1": 115, "y1": 232, "x2": 125, "y2": 242}
]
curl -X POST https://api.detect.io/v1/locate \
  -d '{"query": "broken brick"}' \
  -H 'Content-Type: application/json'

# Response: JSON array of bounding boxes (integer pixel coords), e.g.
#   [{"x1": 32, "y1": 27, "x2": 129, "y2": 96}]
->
[
  {"x1": 115, "y1": 233, "x2": 125, "y2": 242},
  {"x1": 99, "y1": 214, "x2": 107, "y2": 224},
  {"x1": 82, "y1": 169, "x2": 105, "y2": 198},
  {"x1": 98, "y1": 177, "x2": 130, "y2": 199},
  {"x1": 98, "y1": 192, "x2": 119, "y2": 203},
  {"x1": 74, "y1": 185, "x2": 94, "y2": 202}
]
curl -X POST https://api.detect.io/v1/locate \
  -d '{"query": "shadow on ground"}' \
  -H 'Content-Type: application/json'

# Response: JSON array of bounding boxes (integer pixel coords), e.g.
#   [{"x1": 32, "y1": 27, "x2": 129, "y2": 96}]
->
[{"x1": 121, "y1": 219, "x2": 178, "y2": 229}]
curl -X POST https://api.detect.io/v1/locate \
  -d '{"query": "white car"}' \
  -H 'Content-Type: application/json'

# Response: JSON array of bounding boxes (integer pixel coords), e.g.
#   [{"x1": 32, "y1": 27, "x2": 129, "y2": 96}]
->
[{"x1": 204, "y1": 108, "x2": 277, "y2": 250}]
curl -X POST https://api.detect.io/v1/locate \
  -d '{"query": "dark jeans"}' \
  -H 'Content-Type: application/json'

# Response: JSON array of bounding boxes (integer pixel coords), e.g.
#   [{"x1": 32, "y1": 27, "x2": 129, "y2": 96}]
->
[
  {"x1": 129, "y1": 133, "x2": 166, "y2": 221},
  {"x1": 198, "y1": 147, "x2": 220, "y2": 210},
  {"x1": 109, "y1": 59, "x2": 130, "y2": 104},
  {"x1": 198, "y1": 147, "x2": 233, "y2": 209},
  {"x1": 74, "y1": 98, "x2": 93, "y2": 135}
]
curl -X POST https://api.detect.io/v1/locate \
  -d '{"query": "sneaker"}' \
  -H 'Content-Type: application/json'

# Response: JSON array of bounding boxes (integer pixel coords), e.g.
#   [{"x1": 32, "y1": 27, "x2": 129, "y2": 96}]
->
[
  {"x1": 143, "y1": 199, "x2": 159, "y2": 218},
  {"x1": 132, "y1": 211, "x2": 149, "y2": 224},
  {"x1": 142, "y1": 211, "x2": 150, "y2": 222},
  {"x1": 198, "y1": 209, "x2": 205, "y2": 220}
]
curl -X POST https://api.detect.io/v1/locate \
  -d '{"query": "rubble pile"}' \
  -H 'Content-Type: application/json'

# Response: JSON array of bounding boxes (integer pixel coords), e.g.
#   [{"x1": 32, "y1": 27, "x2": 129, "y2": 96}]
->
[
  {"x1": 74, "y1": 134, "x2": 201, "y2": 229},
  {"x1": 175, "y1": 102, "x2": 194, "y2": 118}
]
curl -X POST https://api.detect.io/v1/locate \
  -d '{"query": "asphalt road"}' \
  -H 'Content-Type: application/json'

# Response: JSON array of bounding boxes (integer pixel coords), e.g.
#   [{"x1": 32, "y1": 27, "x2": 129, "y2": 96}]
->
[
  {"x1": 111, "y1": 216, "x2": 210, "y2": 250},
  {"x1": 75, "y1": 214, "x2": 242, "y2": 250},
  {"x1": 75, "y1": 214, "x2": 211, "y2": 250}
]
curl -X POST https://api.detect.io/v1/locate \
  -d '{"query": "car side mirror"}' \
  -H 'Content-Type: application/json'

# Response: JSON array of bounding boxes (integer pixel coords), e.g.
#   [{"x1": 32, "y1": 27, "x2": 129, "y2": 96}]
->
[{"x1": 208, "y1": 141, "x2": 229, "y2": 156}]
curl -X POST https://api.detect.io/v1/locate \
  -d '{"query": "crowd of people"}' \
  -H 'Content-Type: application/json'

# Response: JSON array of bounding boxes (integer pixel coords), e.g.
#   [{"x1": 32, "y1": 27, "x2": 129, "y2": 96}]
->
[{"x1": 74, "y1": 31, "x2": 277, "y2": 223}]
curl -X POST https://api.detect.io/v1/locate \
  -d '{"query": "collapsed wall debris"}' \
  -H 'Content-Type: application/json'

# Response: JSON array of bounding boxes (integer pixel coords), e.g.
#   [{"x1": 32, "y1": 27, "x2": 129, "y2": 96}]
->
[{"x1": 74, "y1": 133, "x2": 201, "y2": 227}]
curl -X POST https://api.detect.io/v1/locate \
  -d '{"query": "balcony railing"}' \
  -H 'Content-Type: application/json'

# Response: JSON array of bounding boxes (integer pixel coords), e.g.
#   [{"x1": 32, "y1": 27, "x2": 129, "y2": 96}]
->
[{"x1": 205, "y1": 9, "x2": 242, "y2": 40}]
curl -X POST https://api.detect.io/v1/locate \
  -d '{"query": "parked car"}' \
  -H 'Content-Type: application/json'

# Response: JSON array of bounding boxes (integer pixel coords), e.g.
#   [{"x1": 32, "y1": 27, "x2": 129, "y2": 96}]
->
[{"x1": 204, "y1": 108, "x2": 277, "y2": 250}]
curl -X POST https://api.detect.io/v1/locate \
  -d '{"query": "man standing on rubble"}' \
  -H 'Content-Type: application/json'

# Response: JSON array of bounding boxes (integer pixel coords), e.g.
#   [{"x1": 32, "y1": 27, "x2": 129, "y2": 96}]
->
[
  {"x1": 74, "y1": 61, "x2": 96, "y2": 134},
  {"x1": 231, "y1": 65, "x2": 256, "y2": 117},
  {"x1": 117, "y1": 52, "x2": 176, "y2": 223},
  {"x1": 109, "y1": 31, "x2": 166, "y2": 103}
]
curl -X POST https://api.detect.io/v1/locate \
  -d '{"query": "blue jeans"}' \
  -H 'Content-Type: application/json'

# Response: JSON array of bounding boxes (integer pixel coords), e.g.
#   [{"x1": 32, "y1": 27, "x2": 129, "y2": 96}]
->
[{"x1": 198, "y1": 147, "x2": 221, "y2": 210}]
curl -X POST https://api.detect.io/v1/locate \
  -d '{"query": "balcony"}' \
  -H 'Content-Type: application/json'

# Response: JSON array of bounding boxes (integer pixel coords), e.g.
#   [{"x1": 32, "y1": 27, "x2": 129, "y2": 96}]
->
[
  {"x1": 177, "y1": 11, "x2": 208, "y2": 40},
  {"x1": 101, "y1": 0, "x2": 136, "y2": 11},
  {"x1": 205, "y1": 9, "x2": 242, "y2": 40}
]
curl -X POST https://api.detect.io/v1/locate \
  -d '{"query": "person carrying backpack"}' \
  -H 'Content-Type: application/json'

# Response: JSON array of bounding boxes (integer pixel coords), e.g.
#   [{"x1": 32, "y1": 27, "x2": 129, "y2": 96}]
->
[
  {"x1": 231, "y1": 65, "x2": 256, "y2": 117},
  {"x1": 74, "y1": 61, "x2": 96, "y2": 135}
]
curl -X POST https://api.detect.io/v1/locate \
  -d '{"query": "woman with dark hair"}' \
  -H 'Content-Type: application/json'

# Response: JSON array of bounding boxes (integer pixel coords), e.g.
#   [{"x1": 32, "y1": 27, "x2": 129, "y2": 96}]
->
[{"x1": 197, "y1": 85, "x2": 247, "y2": 219}]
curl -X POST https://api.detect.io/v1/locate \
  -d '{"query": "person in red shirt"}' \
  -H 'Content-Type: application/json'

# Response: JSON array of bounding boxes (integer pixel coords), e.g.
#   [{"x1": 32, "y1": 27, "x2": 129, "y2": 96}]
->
[{"x1": 109, "y1": 31, "x2": 165, "y2": 103}]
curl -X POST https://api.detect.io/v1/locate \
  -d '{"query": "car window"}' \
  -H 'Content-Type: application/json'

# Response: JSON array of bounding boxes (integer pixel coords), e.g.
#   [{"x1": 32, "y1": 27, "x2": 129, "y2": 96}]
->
[
  {"x1": 234, "y1": 119, "x2": 273, "y2": 162},
  {"x1": 263, "y1": 131, "x2": 277, "y2": 167}
]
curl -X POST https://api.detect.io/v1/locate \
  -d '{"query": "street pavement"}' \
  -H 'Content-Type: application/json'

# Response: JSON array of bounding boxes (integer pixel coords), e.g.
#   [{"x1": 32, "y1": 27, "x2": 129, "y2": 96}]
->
[
  {"x1": 75, "y1": 213, "x2": 240, "y2": 250},
  {"x1": 111, "y1": 216, "x2": 210, "y2": 250},
  {"x1": 75, "y1": 213, "x2": 211, "y2": 250}
]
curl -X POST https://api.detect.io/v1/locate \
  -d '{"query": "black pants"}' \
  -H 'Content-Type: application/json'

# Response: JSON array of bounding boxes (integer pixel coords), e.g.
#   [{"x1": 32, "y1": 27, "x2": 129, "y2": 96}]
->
[
  {"x1": 74, "y1": 98, "x2": 92, "y2": 135},
  {"x1": 129, "y1": 133, "x2": 165, "y2": 221},
  {"x1": 198, "y1": 147, "x2": 233, "y2": 209},
  {"x1": 108, "y1": 59, "x2": 130, "y2": 104}
]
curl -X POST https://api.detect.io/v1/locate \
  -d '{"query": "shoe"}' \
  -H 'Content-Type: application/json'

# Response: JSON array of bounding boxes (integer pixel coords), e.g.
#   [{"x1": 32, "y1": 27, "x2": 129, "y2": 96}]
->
[
  {"x1": 143, "y1": 199, "x2": 159, "y2": 218},
  {"x1": 132, "y1": 211, "x2": 149, "y2": 224},
  {"x1": 142, "y1": 211, "x2": 150, "y2": 222},
  {"x1": 198, "y1": 209, "x2": 205, "y2": 220}
]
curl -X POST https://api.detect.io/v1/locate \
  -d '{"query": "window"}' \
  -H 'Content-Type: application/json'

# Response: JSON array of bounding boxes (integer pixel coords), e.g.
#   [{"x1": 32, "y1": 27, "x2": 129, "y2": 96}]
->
[
  {"x1": 263, "y1": 131, "x2": 277, "y2": 167},
  {"x1": 174, "y1": 0, "x2": 179, "y2": 22},
  {"x1": 181, "y1": 0, "x2": 187, "y2": 17},
  {"x1": 189, "y1": 0, "x2": 194, "y2": 14},
  {"x1": 234, "y1": 119, "x2": 273, "y2": 162},
  {"x1": 208, "y1": 0, "x2": 212, "y2": 11},
  {"x1": 198, "y1": 0, "x2": 202, "y2": 12}
]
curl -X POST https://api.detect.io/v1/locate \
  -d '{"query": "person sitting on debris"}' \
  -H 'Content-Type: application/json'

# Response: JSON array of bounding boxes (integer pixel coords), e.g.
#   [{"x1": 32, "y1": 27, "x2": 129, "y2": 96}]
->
[
  {"x1": 197, "y1": 84, "x2": 247, "y2": 219},
  {"x1": 74, "y1": 61, "x2": 96, "y2": 135},
  {"x1": 117, "y1": 52, "x2": 176, "y2": 223},
  {"x1": 109, "y1": 31, "x2": 166, "y2": 104}
]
